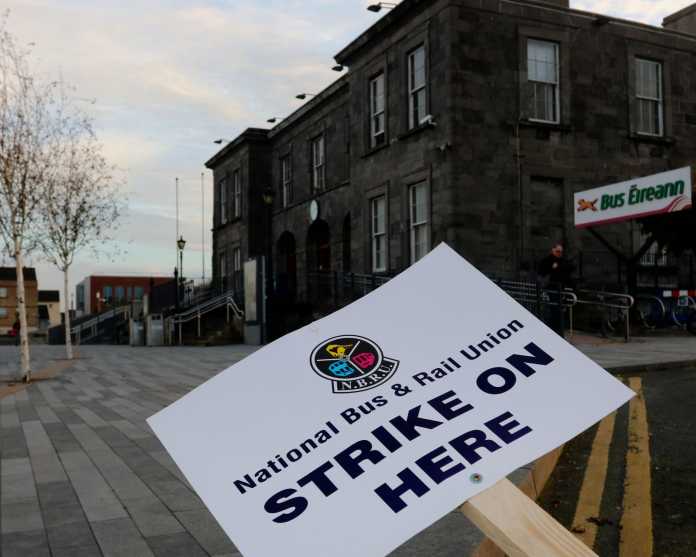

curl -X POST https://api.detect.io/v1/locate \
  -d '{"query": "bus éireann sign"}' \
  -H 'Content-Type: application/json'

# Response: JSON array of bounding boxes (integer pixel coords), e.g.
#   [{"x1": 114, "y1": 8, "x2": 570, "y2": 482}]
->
[{"x1": 574, "y1": 167, "x2": 692, "y2": 228}]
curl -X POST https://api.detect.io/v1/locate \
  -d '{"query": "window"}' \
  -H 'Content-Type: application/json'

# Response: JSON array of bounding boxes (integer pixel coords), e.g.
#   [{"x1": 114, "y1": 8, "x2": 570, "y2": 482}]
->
[
  {"x1": 134, "y1": 286, "x2": 144, "y2": 300},
  {"x1": 232, "y1": 170, "x2": 241, "y2": 218},
  {"x1": 408, "y1": 46, "x2": 427, "y2": 129},
  {"x1": 103, "y1": 286, "x2": 113, "y2": 302},
  {"x1": 281, "y1": 156, "x2": 292, "y2": 207},
  {"x1": 312, "y1": 135, "x2": 325, "y2": 192},
  {"x1": 0, "y1": 287, "x2": 7, "y2": 298},
  {"x1": 409, "y1": 182, "x2": 430, "y2": 264},
  {"x1": 219, "y1": 252, "x2": 227, "y2": 289},
  {"x1": 527, "y1": 39, "x2": 560, "y2": 123},
  {"x1": 126, "y1": 287, "x2": 133, "y2": 301},
  {"x1": 0, "y1": 308, "x2": 7, "y2": 318},
  {"x1": 232, "y1": 247, "x2": 242, "y2": 293},
  {"x1": 219, "y1": 178, "x2": 228, "y2": 224},
  {"x1": 115, "y1": 286, "x2": 125, "y2": 303},
  {"x1": 636, "y1": 58, "x2": 663, "y2": 136},
  {"x1": 371, "y1": 196, "x2": 387, "y2": 272},
  {"x1": 370, "y1": 73, "x2": 386, "y2": 147}
]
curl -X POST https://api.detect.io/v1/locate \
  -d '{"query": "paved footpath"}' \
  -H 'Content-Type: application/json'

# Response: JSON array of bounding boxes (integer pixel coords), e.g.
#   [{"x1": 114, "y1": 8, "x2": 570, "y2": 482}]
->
[{"x1": 1, "y1": 336, "x2": 694, "y2": 557}]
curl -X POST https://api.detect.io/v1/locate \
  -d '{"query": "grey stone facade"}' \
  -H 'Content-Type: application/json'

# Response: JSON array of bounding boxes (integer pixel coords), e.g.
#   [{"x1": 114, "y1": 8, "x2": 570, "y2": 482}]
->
[{"x1": 206, "y1": 0, "x2": 696, "y2": 318}]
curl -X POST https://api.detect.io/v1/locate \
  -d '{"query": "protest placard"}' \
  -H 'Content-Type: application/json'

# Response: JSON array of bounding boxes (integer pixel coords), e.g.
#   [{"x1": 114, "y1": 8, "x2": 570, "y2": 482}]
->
[{"x1": 148, "y1": 243, "x2": 634, "y2": 557}]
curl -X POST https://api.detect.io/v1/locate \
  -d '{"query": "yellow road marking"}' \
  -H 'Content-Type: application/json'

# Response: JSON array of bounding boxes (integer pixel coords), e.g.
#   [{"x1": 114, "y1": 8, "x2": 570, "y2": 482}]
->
[
  {"x1": 620, "y1": 376, "x2": 653, "y2": 557},
  {"x1": 571, "y1": 411, "x2": 617, "y2": 549}
]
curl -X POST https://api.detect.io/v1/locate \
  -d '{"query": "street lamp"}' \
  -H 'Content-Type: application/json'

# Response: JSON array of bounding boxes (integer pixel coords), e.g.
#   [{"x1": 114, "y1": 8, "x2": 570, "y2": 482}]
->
[
  {"x1": 177, "y1": 236, "x2": 186, "y2": 306},
  {"x1": 367, "y1": 2, "x2": 397, "y2": 12}
]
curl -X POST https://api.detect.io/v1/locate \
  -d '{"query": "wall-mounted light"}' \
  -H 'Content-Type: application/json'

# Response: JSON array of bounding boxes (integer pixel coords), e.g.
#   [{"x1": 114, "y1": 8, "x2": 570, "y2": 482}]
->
[{"x1": 367, "y1": 2, "x2": 397, "y2": 12}]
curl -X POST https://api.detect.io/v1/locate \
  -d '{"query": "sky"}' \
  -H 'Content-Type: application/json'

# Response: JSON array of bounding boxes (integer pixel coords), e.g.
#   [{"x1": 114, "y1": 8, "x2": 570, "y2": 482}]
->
[{"x1": 2, "y1": 0, "x2": 693, "y2": 309}]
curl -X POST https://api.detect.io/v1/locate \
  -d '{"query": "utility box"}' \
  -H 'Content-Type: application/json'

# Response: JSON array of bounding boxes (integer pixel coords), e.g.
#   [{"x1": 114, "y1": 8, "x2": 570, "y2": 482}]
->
[
  {"x1": 146, "y1": 314, "x2": 164, "y2": 346},
  {"x1": 129, "y1": 319, "x2": 144, "y2": 346}
]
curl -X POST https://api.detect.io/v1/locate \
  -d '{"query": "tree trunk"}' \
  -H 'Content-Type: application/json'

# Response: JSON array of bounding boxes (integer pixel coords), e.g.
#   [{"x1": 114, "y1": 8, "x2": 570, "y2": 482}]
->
[
  {"x1": 14, "y1": 244, "x2": 32, "y2": 383},
  {"x1": 63, "y1": 266, "x2": 73, "y2": 360}
]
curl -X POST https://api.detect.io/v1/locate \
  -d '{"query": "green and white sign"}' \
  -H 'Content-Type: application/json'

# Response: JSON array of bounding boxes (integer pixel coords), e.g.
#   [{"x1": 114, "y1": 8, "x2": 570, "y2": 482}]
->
[{"x1": 574, "y1": 167, "x2": 692, "y2": 228}]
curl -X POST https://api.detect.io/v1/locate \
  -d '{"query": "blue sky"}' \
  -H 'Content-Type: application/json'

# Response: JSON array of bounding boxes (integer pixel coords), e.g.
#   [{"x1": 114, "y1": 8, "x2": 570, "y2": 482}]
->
[{"x1": 3, "y1": 0, "x2": 692, "y2": 308}]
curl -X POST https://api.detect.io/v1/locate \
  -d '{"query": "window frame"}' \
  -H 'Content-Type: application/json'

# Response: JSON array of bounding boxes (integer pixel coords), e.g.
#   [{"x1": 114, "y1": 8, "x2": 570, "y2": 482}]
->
[
  {"x1": 219, "y1": 177, "x2": 228, "y2": 225},
  {"x1": 526, "y1": 38, "x2": 560, "y2": 124},
  {"x1": 635, "y1": 57, "x2": 664, "y2": 137},
  {"x1": 409, "y1": 181, "x2": 430, "y2": 265},
  {"x1": 407, "y1": 45, "x2": 427, "y2": 130},
  {"x1": 370, "y1": 195, "x2": 387, "y2": 273},
  {"x1": 281, "y1": 155, "x2": 292, "y2": 208},
  {"x1": 369, "y1": 72, "x2": 386, "y2": 148},
  {"x1": 0, "y1": 307, "x2": 7, "y2": 318},
  {"x1": 232, "y1": 169, "x2": 242, "y2": 219},
  {"x1": 311, "y1": 135, "x2": 325, "y2": 193},
  {"x1": 0, "y1": 287, "x2": 7, "y2": 298}
]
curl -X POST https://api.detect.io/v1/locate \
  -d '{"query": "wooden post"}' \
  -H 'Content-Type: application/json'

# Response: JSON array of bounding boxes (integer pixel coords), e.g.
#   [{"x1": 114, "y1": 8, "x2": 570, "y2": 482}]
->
[{"x1": 460, "y1": 478, "x2": 598, "y2": 557}]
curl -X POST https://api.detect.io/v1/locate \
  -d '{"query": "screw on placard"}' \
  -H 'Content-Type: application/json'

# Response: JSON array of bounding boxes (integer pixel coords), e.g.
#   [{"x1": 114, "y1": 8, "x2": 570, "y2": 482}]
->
[{"x1": 470, "y1": 473, "x2": 483, "y2": 484}]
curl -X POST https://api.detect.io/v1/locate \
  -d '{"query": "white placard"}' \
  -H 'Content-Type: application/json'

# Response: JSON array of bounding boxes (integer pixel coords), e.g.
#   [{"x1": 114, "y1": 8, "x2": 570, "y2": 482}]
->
[
  {"x1": 148, "y1": 244, "x2": 634, "y2": 557},
  {"x1": 574, "y1": 166, "x2": 692, "y2": 228}
]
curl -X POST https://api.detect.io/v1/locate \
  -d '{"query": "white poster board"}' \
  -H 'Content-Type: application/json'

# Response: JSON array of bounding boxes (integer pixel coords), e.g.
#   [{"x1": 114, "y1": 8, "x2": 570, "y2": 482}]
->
[
  {"x1": 149, "y1": 244, "x2": 634, "y2": 557},
  {"x1": 574, "y1": 166, "x2": 692, "y2": 228}
]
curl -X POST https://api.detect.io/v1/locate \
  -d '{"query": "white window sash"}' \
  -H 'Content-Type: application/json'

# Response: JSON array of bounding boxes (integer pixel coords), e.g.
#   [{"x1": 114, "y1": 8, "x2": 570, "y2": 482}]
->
[
  {"x1": 312, "y1": 137, "x2": 325, "y2": 191},
  {"x1": 281, "y1": 157, "x2": 292, "y2": 207},
  {"x1": 371, "y1": 196, "x2": 386, "y2": 272},
  {"x1": 370, "y1": 74, "x2": 386, "y2": 145},
  {"x1": 220, "y1": 180, "x2": 227, "y2": 224},
  {"x1": 408, "y1": 47, "x2": 427, "y2": 129},
  {"x1": 635, "y1": 59, "x2": 663, "y2": 136},
  {"x1": 527, "y1": 39, "x2": 560, "y2": 124},
  {"x1": 409, "y1": 183, "x2": 430, "y2": 264}
]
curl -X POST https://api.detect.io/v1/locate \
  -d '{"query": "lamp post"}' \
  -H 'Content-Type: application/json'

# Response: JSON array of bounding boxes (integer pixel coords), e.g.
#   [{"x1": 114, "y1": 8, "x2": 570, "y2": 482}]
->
[
  {"x1": 262, "y1": 187, "x2": 275, "y2": 343},
  {"x1": 177, "y1": 236, "x2": 186, "y2": 307}
]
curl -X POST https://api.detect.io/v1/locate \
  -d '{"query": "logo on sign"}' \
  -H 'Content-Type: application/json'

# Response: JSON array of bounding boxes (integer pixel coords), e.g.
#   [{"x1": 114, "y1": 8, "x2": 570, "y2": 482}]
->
[{"x1": 310, "y1": 335, "x2": 399, "y2": 393}]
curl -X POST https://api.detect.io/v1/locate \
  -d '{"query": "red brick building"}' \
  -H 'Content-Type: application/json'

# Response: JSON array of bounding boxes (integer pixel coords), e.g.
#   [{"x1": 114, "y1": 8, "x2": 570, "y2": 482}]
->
[{"x1": 75, "y1": 275, "x2": 171, "y2": 315}]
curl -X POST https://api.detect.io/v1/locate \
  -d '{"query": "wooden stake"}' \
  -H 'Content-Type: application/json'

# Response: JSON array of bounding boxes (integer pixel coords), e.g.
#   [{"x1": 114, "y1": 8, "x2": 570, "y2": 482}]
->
[{"x1": 460, "y1": 478, "x2": 598, "y2": 557}]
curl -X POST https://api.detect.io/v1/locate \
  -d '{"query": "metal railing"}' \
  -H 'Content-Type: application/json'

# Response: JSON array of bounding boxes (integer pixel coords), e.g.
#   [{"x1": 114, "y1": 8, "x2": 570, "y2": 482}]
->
[
  {"x1": 72, "y1": 305, "x2": 131, "y2": 344},
  {"x1": 574, "y1": 289, "x2": 634, "y2": 342},
  {"x1": 166, "y1": 290, "x2": 244, "y2": 345}
]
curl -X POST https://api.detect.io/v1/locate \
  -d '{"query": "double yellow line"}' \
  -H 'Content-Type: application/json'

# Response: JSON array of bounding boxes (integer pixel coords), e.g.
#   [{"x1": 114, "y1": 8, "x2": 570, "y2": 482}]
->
[{"x1": 571, "y1": 376, "x2": 653, "y2": 555}]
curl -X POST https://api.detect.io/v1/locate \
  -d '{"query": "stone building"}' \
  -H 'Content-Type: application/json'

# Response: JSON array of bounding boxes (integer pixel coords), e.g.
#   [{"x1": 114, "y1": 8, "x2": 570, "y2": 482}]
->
[{"x1": 206, "y1": 0, "x2": 696, "y2": 333}]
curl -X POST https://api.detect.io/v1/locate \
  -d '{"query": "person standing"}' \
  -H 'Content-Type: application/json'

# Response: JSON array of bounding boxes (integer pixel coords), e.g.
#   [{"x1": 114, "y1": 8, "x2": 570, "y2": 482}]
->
[
  {"x1": 12, "y1": 314, "x2": 20, "y2": 346},
  {"x1": 537, "y1": 243, "x2": 574, "y2": 335}
]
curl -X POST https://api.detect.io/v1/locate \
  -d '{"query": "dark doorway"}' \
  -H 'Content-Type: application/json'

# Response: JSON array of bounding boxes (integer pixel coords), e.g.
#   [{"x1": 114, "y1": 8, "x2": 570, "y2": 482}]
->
[
  {"x1": 307, "y1": 219, "x2": 331, "y2": 272},
  {"x1": 342, "y1": 213, "x2": 352, "y2": 273},
  {"x1": 276, "y1": 232, "x2": 297, "y2": 301}
]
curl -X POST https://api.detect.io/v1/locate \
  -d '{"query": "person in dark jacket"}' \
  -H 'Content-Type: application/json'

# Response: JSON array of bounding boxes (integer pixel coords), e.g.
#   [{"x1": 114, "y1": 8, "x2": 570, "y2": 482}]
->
[
  {"x1": 537, "y1": 243, "x2": 574, "y2": 335},
  {"x1": 537, "y1": 243, "x2": 574, "y2": 288},
  {"x1": 12, "y1": 315, "x2": 20, "y2": 346}
]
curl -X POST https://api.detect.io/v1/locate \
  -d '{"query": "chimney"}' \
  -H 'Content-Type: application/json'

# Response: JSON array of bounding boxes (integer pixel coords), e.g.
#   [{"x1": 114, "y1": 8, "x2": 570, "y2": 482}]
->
[{"x1": 663, "y1": 3, "x2": 696, "y2": 35}]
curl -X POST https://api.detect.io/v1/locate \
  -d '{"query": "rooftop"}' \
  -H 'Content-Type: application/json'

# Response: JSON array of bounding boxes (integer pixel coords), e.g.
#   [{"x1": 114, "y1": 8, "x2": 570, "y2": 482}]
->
[{"x1": 0, "y1": 267, "x2": 37, "y2": 282}]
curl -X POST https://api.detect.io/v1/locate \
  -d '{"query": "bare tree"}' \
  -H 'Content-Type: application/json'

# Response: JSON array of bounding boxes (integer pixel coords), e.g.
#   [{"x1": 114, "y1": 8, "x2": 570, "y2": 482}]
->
[
  {"x1": 0, "y1": 18, "x2": 59, "y2": 382},
  {"x1": 40, "y1": 121, "x2": 123, "y2": 360}
]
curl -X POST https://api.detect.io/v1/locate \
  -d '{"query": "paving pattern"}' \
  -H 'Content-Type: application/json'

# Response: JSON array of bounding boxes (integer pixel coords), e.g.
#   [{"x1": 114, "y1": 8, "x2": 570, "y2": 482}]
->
[{"x1": 0, "y1": 345, "x2": 259, "y2": 557}]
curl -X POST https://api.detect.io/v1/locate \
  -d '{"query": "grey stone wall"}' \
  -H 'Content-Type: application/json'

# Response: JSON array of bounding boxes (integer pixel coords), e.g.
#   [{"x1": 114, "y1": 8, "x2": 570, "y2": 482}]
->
[{"x1": 208, "y1": 0, "x2": 696, "y2": 299}]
